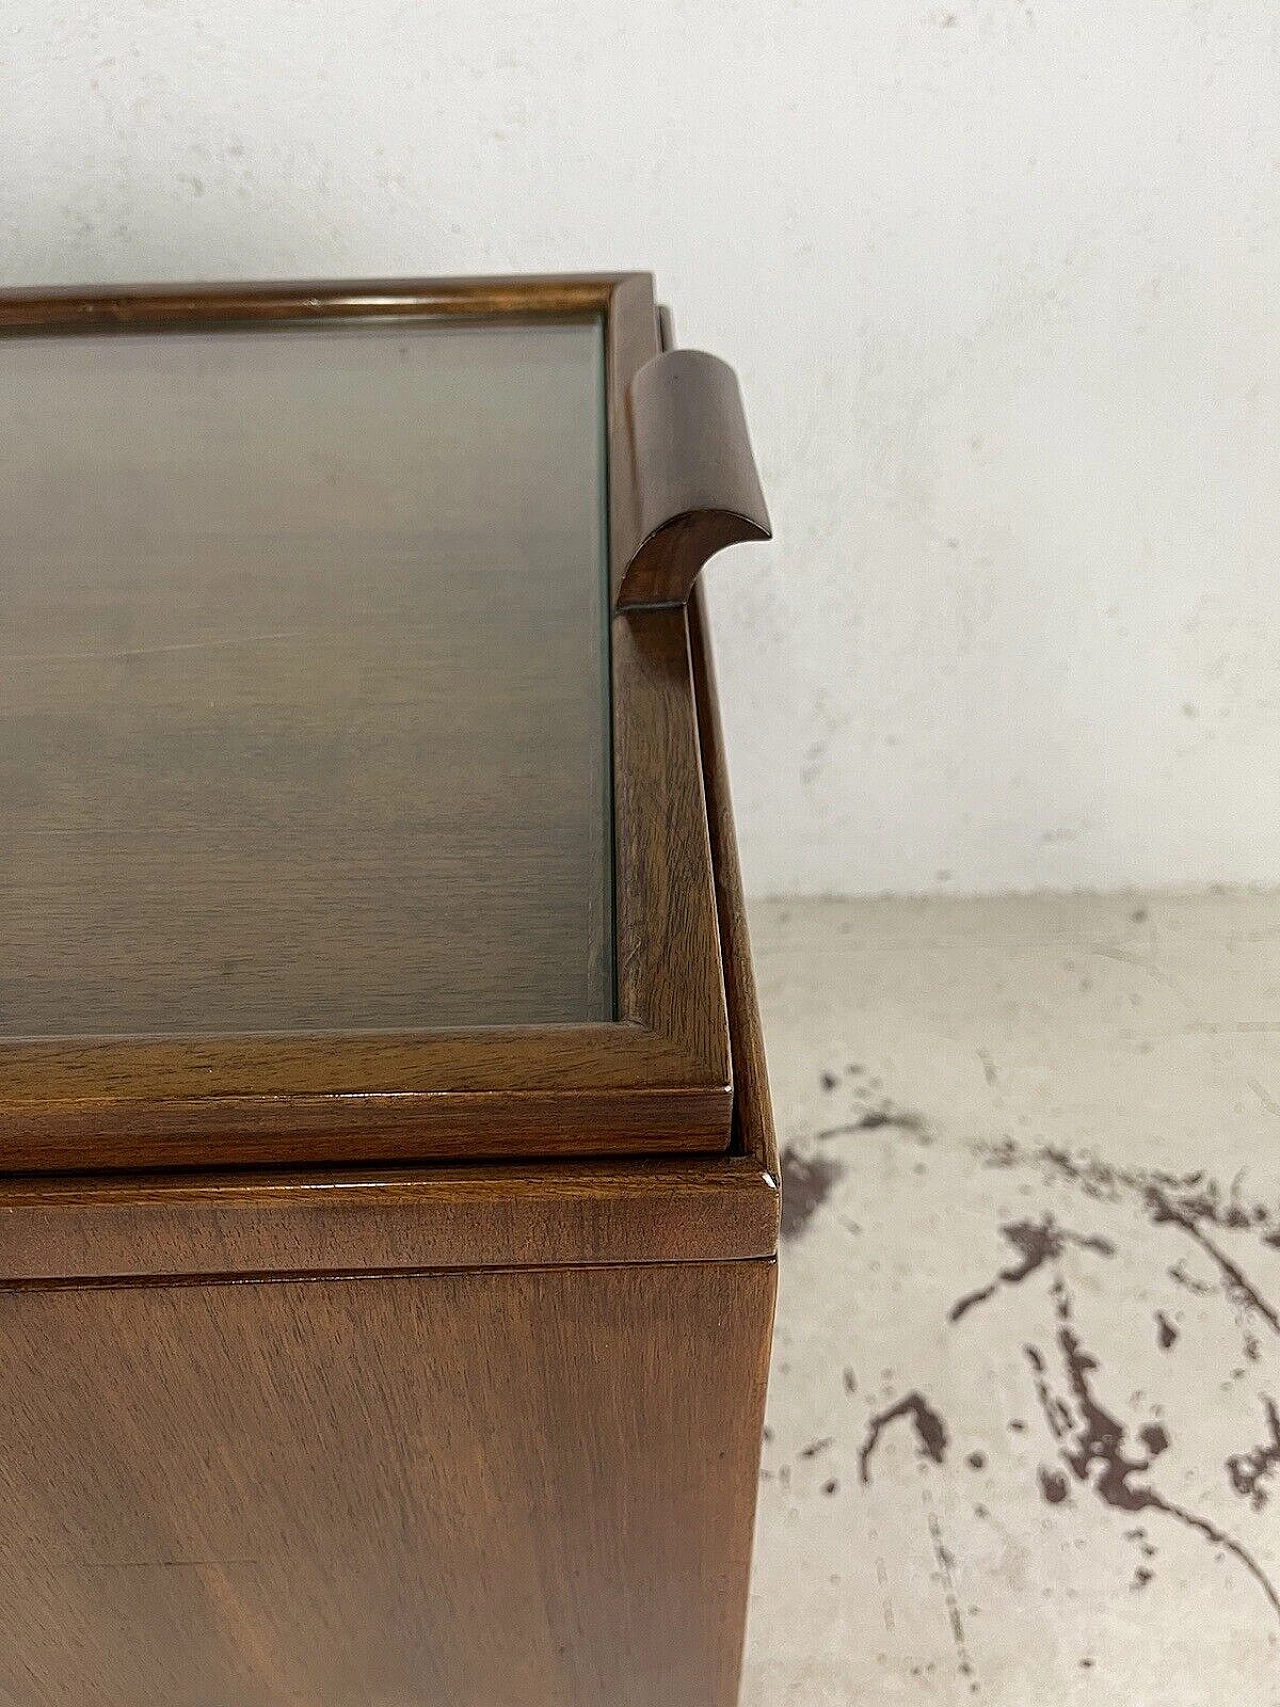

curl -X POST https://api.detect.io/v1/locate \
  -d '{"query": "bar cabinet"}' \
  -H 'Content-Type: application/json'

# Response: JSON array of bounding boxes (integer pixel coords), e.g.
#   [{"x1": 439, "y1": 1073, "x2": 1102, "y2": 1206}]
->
[{"x1": 0, "y1": 273, "x2": 776, "y2": 1707}]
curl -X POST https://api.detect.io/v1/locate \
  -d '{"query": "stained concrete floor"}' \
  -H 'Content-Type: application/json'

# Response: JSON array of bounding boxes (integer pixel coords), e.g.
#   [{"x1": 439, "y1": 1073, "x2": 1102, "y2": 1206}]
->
[{"x1": 741, "y1": 891, "x2": 1280, "y2": 1706}]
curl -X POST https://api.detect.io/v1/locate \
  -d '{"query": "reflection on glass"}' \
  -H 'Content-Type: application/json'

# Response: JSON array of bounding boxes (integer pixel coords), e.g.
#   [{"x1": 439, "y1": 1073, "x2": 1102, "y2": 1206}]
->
[{"x1": 0, "y1": 319, "x2": 612, "y2": 1033}]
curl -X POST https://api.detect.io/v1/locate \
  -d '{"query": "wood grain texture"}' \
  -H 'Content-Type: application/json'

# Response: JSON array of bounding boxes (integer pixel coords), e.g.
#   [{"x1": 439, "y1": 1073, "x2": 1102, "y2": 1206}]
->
[
  {"x1": 0, "y1": 589, "x2": 779, "y2": 1280},
  {"x1": 601, "y1": 273, "x2": 730, "y2": 1088},
  {"x1": 0, "y1": 275, "x2": 735, "y2": 1168},
  {"x1": 612, "y1": 609, "x2": 730, "y2": 1085},
  {"x1": 0, "y1": 1260, "x2": 775, "y2": 1707},
  {"x1": 690, "y1": 583, "x2": 780, "y2": 1196},
  {"x1": 0, "y1": 1153, "x2": 777, "y2": 1280},
  {"x1": 603, "y1": 272, "x2": 660, "y2": 607},
  {"x1": 617, "y1": 350, "x2": 771, "y2": 609},
  {"x1": 0, "y1": 279, "x2": 777, "y2": 1707},
  {"x1": 0, "y1": 274, "x2": 624, "y2": 333}
]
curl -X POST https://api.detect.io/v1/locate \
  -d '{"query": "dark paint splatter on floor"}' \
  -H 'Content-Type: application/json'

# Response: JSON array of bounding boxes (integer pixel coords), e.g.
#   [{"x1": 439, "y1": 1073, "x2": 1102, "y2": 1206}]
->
[
  {"x1": 1038, "y1": 1466, "x2": 1069, "y2": 1504},
  {"x1": 817, "y1": 1106, "x2": 932, "y2": 1144},
  {"x1": 1139, "y1": 1422, "x2": 1170, "y2": 1457},
  {"x1": 988, "y1": 1142, "x2": 1278, "y2": 1261},
  {"x1": 1146, "y1": 1186, "x2": 1280, "y2": 1340},
  {"x1": 798, "y1": 1091, "x2": 1280, "y2": 1660},
  {"x1": 1168, "y1": 1260, "x2": 1215, "y2": 1296},
  {"x1": 1226, "y1": 1397, "x2": 1280, "y2": 1511},
  {"x1": 1026, "y1": 1280, "x2": 1280, "y2": 1623},
  {"x1": 981, "y1": 1139, "x2": 1280, "y2": 1237},
  {"x1": 950, "y1": 1216, "x2": 1116, "y2": 1322},
  {"x1": 859, "y1": 1392, "x2": 949, "y2": 1483},
  {"x1": 975, "y1": 1137, "x2": 1280, "y2": 1360},
  {"x1": 925, "y1": 1505, "x2": 981, "y2": 1696}
]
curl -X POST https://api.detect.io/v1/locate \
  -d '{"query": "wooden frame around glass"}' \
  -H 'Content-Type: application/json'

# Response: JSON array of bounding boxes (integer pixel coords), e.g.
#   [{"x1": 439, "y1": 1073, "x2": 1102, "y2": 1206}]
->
[{"x1": 0, "y1": 274, "x2": 733, "y2": 1171}]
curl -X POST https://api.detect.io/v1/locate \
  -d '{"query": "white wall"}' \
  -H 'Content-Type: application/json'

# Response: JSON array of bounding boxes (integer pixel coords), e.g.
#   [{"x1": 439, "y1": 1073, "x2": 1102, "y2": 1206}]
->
[{"x1": 4, "y1": 2, "x2": 1278, "y2": 896}]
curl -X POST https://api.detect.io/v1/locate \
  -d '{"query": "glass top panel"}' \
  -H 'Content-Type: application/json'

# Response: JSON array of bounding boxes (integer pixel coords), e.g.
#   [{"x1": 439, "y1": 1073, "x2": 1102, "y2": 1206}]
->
[{"x1": 0, "y1": 318, "x2": 613, "y2": 1034}]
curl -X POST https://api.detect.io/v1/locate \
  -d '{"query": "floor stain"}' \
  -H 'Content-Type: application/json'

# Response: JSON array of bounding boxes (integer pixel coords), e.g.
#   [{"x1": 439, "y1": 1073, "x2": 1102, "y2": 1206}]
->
[
  {"x1": 925, "y1": 1497, "x2": 982, "y2": 1697},
  {"x1": 1226, "y1": 1396, "x2": 1280, "y2": 1511},
  {"x1": 818, "y1": 1105, "x2": 933, "y2": 1144},
  {"x1": 799, "y1": 1437, "x2": 834, "y2": 1460},
  {"x1": 977, "y1": 1138, "x2": 1280, "y2": 1358},
  {"x1": 1026, "y1": 1279, "x2": 1280, "y2": 1624},
  {"x1": 950, "y1": 1216, "x2": 1116, "y2": 1322},
  {"x1": 1168, "y1": 1260, "x2": 1215, "y2": 1296},
  {"x1": 747, "y1": 895, "x2": 1280, "y2": 1703},
  {"x1": 1038, "y1": 1466, "x2": 1069, "y2": 1504},
  {"x1": 1146, "y1": 1186, "x2": 1279, "y2": 1342},
  {"x1": 847, "y1": 1113, "x2": 1280, "y2": 1633},
  {"x1": 859, "y1": 1392, "x2": 949, "y2": 1483}
]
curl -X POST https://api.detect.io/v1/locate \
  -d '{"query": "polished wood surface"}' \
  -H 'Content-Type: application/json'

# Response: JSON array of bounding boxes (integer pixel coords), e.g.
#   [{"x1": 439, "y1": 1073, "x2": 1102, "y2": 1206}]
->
[
  {"x1": 612, "y1": 608, "x2": 729, "y2": 1080},
  {"x1": 0, "y1": 595, "x2": 778, "y2": 1281},
  {"x1": 0, "y1": 1149, "x2": 778, "y2": 1279},
  {"x1": 617, "y1": 350, "x2": 771, "y2": 609},
  {"x1": 0, "y1": 1259, "x2": 775, "y2": 1707},
  {"x1": 690, "y1": 583, "x2": 778, "y2": 1195},
  {"x1": 0, "y1": 491, "x2": 778, "y2": 1705},
  {"x1": 602, "y1": 275, "x2": 729, "y2": 1090},
  {"x1": 0, "y1": 274, "x2": 625, "y2": 333},
  {"x1": 2, "y1": 319, "x2": 611, "y2": 1035},
  {"x1": 0, "y1": 276, "x2": 736, "y2": 1168}
]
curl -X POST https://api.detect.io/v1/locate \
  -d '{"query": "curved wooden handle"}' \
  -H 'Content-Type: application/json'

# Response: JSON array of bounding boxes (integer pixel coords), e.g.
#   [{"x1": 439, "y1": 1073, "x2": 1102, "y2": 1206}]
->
[{"x1": 616, "y1": 348, "x2": 771, "y2": 609}]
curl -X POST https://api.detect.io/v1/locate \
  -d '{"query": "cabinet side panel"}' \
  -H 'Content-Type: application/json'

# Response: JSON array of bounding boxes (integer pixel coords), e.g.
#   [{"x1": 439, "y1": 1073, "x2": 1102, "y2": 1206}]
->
[{"x1": 0, "y1": 1259, "x2": 774, "y2": 1707}]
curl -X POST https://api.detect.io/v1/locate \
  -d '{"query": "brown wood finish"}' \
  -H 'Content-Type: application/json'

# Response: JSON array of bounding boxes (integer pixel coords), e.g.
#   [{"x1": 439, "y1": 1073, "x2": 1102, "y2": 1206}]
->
[
  {"x1": 0, "y1": 1259, "x2": 775, "y2": 1707},
  {"x1": 0, "y1": 274, "x2": 625, "y2": 332},
  {"x1": 0, "y1": 275, "x2": 737, "y2": 1170},
  {"x1": 611, "y1": 609, "x2": 729, "y2": 1081},
  {"x1": 0, "y1": 358, "x2": 778, "y2": 1707},
  {"x1": 690, "y1": 582, "x2": 779, "y2": 1198},
  {"x1": 0, "y1": 1152, "x2": 777, "y2": 1280},
  {"x1": 617, "y1": 349, "x2": 771, "y2": 609},
  {"x1": 0, "y1": 593, "x2": 778, "y2": 1280}
]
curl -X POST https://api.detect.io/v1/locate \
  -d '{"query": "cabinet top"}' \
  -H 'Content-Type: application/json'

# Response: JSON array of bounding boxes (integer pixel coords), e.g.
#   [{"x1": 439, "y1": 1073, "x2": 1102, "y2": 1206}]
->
[{"x1": 0, "y1": 277, "x2": 766, "y2": 1174}]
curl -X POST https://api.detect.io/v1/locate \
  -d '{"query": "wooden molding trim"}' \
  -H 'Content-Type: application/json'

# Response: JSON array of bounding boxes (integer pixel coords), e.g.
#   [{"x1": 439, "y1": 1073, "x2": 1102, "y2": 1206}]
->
[
  {"x1": 0, "y1": 275, "x2": 623, "y2": 332},
  {"x1": 616, "y1": 349, "x2": 771, "y2": 609}
]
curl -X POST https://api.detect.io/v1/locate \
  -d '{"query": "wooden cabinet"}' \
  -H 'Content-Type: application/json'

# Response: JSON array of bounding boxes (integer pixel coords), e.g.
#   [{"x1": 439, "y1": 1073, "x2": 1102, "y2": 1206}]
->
[{"x1": 0, "y1": 275, "x2": 776, "y2": 1707}]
